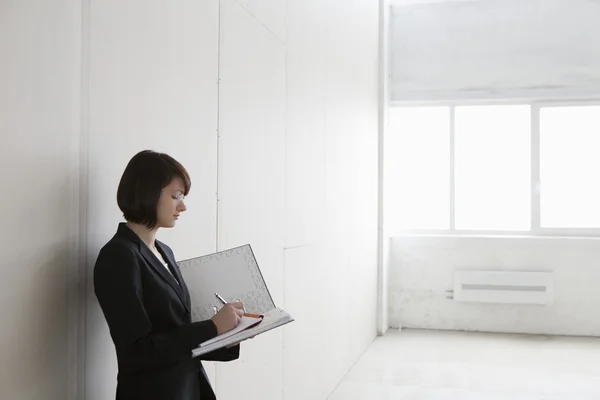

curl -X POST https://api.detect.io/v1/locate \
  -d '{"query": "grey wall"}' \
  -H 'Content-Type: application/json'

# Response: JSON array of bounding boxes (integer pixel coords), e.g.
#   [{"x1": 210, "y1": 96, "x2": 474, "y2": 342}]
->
[{"x1": 0, "y1": 1, "x2": 82, "y2": 399}]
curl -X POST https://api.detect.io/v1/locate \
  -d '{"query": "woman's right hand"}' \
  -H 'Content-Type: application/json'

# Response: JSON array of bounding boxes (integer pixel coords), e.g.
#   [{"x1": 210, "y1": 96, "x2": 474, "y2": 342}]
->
[{"x1": 211, "y1": 302, "x2": 245, "y2": 334}]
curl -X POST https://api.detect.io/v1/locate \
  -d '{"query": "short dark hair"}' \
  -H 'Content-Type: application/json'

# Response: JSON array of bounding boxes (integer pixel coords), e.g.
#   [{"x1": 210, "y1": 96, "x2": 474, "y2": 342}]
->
[{"x1": 117, "y1": 150, "x2": 191, "y2": 229}]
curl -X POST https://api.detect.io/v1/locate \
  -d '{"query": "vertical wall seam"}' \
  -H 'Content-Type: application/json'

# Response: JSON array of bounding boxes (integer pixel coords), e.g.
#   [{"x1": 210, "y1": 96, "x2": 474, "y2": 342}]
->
[
  {"x1": 77, "y1": 0, "x2": 91, "y2": 398},
  {"x1": 214, "y1": 0, "x2": 223, "y2": 392}
]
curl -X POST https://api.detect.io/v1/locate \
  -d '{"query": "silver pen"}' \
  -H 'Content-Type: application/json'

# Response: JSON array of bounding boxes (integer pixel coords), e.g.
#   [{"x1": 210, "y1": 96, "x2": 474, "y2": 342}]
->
[
  {"x1": 214, "y1": 292, "x2": 246, "y2": 313},
  {"x1": 214, "y1": 292, "x2": 227, "y2": 305}
]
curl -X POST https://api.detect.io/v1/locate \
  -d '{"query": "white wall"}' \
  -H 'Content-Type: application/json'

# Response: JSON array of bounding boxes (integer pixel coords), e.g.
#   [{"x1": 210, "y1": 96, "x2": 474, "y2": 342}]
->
[
  {"x1": 378, "y1": 0, "x2": 392, "y2": 335},
  {"x1": 84, "y1": 2, "x2": 220, "y2": 399},
  {"x1": 1, "y1": 1, "x2": 379, "y2": 398},
  {"x1": 0, "y1": 1, "x2": 81, "y2": 399},
  {"x1": 215, "y1": 1, "x2": 380, "y2": 399},
  {"x1": 390, "y1": 235, "x2": 600, "y2": 336},
  {"x1": 83, "y1": 1, "x2": 380, "y2": 400},
  {"x1": 215, "y1": 1, "x2": 286, "y2": 398},
  {"x1": 390, "y1": 0, "x2": 600, "y2": 101},
  {"x1": 386, "y1": 0, "x2": 600, "y2": 338}
]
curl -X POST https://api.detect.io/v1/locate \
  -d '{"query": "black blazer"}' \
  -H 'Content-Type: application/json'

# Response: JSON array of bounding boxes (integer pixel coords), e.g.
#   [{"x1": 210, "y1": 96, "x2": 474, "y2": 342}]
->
[{"x1": 94, "y1": 223, "x2": 239, "y2": 400}]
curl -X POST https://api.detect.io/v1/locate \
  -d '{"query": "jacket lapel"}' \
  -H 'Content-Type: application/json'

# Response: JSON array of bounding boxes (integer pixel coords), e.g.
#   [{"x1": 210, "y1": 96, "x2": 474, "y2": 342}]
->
[
  {"x1": 116, "y1": 223, "x2": 190, "y2": 313},
  {"x1": 156, "y1": 242, "x2": 192, "y2": 312},
  {"x1": 139, "y1": 243, "x2": 190, "y2": 313}
]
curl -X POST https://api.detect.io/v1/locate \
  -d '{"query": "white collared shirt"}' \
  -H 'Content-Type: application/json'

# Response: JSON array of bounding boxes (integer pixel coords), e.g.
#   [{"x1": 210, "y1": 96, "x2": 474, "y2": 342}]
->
[{"x1": 151, "y1": 247, "x2": 179, "y2": 285}]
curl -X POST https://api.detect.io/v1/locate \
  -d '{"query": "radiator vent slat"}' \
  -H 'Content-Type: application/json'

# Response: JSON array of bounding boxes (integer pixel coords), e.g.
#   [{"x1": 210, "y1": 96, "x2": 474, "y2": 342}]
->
[
  {"x1": 454, "y1": 271, "x2": 554, "y2": 305},
  {"x1": 461, "y1": 284, "x2": 547, "y2": 292}
]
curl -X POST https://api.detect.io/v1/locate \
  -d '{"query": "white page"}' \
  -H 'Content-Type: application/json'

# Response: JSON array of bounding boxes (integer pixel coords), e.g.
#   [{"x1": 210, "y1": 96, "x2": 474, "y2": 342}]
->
[{"x1": 192, "y1": 308, "x2": 294, "y2": 357}]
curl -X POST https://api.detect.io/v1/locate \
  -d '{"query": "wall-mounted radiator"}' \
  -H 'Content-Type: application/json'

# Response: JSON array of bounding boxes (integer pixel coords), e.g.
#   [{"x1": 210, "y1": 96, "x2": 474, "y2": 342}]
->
[{"x1": 453, "y1": 271, "x2": 554, "y2": 305}]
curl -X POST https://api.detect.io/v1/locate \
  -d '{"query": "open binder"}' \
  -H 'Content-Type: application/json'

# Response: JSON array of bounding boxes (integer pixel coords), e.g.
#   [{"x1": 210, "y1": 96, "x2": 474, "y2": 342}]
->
[
  {"x1": 192, "y1": 308, "x2": 293, "y2": 357},
  {"x1": 177, "y1": 245, "x2": 295, "y2": 357}
]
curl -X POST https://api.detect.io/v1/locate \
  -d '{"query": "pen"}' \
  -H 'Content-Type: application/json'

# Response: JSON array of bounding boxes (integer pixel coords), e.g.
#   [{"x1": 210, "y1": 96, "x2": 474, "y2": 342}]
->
[
  {"x1": 214, "y1": 292, "x2": 227, "y2": 305},
  {"x1": 214, "y1": 292, "x2": 248, "y2": 314}
]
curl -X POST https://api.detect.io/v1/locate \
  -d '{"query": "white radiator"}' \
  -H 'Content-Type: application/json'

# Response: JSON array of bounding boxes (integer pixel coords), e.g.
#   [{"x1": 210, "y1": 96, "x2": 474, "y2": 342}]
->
[{"x1": 453, "y1": 271, "x2": 554, "y2": 305}]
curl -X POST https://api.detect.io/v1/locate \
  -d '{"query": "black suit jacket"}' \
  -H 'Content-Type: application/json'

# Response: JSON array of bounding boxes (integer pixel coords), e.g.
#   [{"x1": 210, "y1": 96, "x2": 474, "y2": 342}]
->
[{"x1": 94, "y1": 223, "x2": 239, "y2": 400}]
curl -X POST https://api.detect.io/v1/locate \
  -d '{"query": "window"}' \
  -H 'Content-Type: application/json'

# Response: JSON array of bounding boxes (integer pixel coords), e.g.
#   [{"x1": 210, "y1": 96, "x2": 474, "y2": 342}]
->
[
  {"x1": 386, "y1": 102, "x2": 600, "y2": 235},
  {"x1": 540, "y1": 106, "x2": 600, "y2": 229},
  {"x1": 454, "y1": 106, "x2": 530, "y2": 231}
]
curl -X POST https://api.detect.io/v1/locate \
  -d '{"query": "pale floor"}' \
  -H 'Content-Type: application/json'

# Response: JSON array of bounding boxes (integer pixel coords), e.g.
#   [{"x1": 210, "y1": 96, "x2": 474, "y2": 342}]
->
[{"x1": 328, "y1": 329, "x2": 600, "y2": 400}]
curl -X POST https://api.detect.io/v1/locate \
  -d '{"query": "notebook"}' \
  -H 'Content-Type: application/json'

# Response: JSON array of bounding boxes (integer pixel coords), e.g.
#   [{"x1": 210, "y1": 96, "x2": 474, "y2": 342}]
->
[
  {"x1": 177, "y1": 245, "x2": 277, "y2": 321},
  {"x1": 199, "y1": 314, "x2": 263, "y2": 348},
  {"x1": 192, "y1": 308, "x2": 294, "y2": 357},
  {"x1": 176, "y1": 244, "x2": 295, "y2": 357}
]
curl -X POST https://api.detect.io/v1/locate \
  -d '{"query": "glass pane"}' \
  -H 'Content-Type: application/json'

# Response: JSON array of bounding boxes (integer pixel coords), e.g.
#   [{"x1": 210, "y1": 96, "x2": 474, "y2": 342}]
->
[
  {"x1": 540, "y1": 106, "x2": 600, "y2": 228},
  {"x1": 386, "y1": 107, "x2": 450, "y2": 230},
  {"x1": 455, "y1": 105, "x2": 531, "y2": 231}
]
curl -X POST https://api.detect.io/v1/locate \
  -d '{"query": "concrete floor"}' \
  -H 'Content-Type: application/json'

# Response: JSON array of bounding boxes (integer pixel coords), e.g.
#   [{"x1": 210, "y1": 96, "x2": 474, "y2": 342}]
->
[{"x1": 328, "y1": 329, "x2": 600, "y2": 399}]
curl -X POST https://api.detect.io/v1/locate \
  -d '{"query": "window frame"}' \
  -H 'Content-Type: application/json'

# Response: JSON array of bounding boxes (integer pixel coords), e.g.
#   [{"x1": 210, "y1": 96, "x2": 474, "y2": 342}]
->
[{"x1": 388, "y1": 98, "x2": 600, "y2": 237}]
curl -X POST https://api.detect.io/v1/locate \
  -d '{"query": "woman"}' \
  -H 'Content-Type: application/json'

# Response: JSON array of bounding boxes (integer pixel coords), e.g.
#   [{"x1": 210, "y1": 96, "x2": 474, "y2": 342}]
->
[{"x1": 94, "y1": 150, "x2": 244, "y2": 400}]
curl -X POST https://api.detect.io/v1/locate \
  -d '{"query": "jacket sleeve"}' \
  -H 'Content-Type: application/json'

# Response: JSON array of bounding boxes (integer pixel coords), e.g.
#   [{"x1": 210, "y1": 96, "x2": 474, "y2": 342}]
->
[
  {"x1": 199, "y1": 344, "x2": 241, "y2": 362},
  {"x1": 93, "y1": 244, "x2": 218, "y2": 369}
]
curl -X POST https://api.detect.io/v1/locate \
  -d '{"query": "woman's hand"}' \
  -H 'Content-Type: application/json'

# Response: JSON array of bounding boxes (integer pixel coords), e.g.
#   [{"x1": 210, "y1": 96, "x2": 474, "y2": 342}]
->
[{"x1": 211, "y1": 302, "x2": 245, "y2": 334}]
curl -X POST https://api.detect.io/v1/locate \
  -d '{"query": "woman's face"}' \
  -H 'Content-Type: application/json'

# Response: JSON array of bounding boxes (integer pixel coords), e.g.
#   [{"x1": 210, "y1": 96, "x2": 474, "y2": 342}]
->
[{"x1": 157, "y1": 176, "x2": 187, "y2": 228}]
